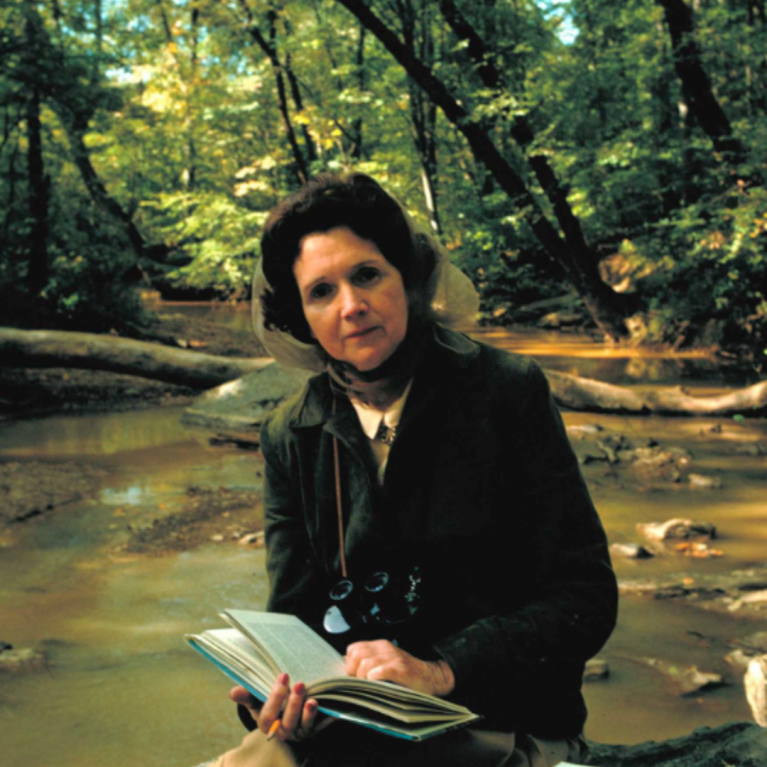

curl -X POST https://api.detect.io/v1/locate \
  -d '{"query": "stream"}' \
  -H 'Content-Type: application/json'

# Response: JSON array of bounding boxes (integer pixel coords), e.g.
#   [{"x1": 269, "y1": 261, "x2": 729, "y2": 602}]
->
[{"x1": 1, "y1": 311, "x2": 766, "y2": 767}]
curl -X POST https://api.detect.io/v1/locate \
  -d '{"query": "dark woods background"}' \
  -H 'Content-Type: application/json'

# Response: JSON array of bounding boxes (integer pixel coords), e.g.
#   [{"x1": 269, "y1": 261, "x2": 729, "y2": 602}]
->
[{"x1": 2, "y1": 0, "x2": 766, "y2": 362}]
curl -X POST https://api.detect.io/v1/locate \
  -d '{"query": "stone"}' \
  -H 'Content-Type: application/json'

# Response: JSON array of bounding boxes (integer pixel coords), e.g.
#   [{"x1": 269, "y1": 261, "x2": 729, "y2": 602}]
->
[
  {"x1": 728, "y1": 589, "x2": 767, "y2": 613},
  {"x1": 183, "y1": 363, "x2": 311, "y2": 440},
  {"x1": 583, "y1": 658, "x2": 610, "y2": 682},
  {"x1": 537, "y1": 310, "x2": 584, "y2": 329},
  {"x1": 726, "y1": 649, "x2": 755, "y2": 671},
  {"x1": 0, "y1": 647, "x2": 48, "y2": 674},
  {"x1": 584, "y1": 722, "x2": 767, "y2": 767},
  {"x1": 610, "y1": 543, "x2": 653, "y2": 559},
  {"x1": 745, "y1": 656, "x2": 767, "y2": 727},
  {"x1": 730, "y1": 632, "x2": 767, "y2": 655},
  {"x1": 640, "y1": 657, "x2": 725, "y2": 696},
  {"x1": 671, "y1": 541, "x2": 723, "y2": 558},
  {"x1": 734, "y1": 443, "x2": 766, "y2": 456},
  {"x1": 624, "y1": 446, "x2": 691, "y2": 483},
  {"x1": 637, "y1": 518, "x2": 717, "y2": 542},
  {"x1": 688, "y1": 473, "x2": 723, "y2": 489},
  {"x1": 618, "y1": 567, "x2": 767, "y2": 619},
  {"x1": 237, "y1": 531, "x2": 264, "y2": 547},
  {"x1": 566, "y1": 423, "x2": 604, "y2": 436}
]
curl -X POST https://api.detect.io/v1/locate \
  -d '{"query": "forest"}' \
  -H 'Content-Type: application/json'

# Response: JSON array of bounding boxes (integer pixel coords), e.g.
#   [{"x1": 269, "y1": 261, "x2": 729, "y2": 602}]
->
[{"x1": 2, "y1": 0, "x2": 767, "y2": 363}]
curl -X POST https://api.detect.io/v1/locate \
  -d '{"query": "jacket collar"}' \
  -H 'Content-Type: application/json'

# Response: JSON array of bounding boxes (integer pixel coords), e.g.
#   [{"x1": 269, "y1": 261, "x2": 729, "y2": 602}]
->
[{"x1": 287, "y1": 326, "x2": 480, "y2": 431}]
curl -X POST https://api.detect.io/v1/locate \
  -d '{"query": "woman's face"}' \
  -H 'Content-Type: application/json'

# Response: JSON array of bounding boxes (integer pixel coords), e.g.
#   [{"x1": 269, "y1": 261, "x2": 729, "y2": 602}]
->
[{"x1": 293, "y1": 226, "x2": 409, "y2": 372}]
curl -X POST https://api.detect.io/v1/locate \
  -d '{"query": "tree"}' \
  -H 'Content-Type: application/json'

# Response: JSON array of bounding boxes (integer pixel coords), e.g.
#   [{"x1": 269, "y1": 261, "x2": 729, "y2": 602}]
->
[{"x1": 332, "y1": 0, "x2": 633, "y2": 339}]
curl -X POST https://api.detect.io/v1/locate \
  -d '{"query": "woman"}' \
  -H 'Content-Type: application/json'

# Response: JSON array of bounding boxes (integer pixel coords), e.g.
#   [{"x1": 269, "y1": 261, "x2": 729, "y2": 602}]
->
[{"x1": 211, "y1": 173, "x2": 618, "y2": 767}]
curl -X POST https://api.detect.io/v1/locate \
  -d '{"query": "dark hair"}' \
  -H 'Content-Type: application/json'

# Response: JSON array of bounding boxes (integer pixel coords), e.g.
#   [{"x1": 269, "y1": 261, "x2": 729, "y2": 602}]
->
[{"x1": 259, "y1": 173, "x2": 439, "y2": 343}]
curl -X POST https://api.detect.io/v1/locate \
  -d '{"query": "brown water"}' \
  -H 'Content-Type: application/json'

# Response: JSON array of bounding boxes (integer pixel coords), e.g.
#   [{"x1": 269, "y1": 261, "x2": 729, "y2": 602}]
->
[{"x1": 1, "y1": 318, "x2": 766, "y2": 766}]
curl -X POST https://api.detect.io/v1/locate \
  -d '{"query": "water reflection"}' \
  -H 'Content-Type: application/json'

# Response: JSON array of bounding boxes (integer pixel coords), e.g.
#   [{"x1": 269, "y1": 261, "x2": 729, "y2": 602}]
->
[{"x1": 0, "y1": 408, "x2": 206, "y2": 458}]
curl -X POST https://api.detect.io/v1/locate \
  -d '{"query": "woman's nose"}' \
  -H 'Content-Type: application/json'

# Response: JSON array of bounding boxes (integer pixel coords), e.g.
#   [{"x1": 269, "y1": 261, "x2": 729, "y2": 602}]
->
[{"x1": 339, "y1": 284, "x2": 368, "y2": 318}]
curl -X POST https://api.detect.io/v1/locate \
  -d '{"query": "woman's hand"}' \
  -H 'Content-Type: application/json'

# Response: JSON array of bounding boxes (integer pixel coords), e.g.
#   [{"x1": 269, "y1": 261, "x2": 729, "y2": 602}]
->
[
  {"x1": 229, "y1": 675, "x2": 332, "y2": 742},
  {"x1": 345, "y1": 640, "x2": 455, "y2": 697}
]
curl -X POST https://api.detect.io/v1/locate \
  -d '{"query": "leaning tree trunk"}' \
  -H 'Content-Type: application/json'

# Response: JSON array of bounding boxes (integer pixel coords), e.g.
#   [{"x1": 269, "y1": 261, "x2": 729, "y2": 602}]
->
[
  {"x1": 54, "y1": 107, "x2": 149, "y2": 260},
  {"x1": 655, "y1": 0, "x2": 750, "y2": 169},
  {"x1": 2, "y1": 328, "x2": 765, "y2": 416}
]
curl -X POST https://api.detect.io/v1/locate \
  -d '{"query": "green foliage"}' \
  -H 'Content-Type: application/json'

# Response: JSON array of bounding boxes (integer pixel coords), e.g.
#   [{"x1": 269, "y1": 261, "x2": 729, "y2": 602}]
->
[
  {"x1": 2, "y1": 0, "x2": 767, "y2": 358},
  {"x1": 146, "y1": 192, "x2": 266, "y2": 296},
  {"x1": 0, "y1": 191, "x2": 149, "y2": 333},
  {"x1": 618, "y1": 183, "x2": 767, "y2": 352}
]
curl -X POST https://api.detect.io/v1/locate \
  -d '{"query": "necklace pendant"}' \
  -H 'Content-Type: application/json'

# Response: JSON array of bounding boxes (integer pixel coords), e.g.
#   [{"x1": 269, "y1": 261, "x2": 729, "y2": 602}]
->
[{"x1": 375, "y1": 421, "x2": 397, "y2": 446}]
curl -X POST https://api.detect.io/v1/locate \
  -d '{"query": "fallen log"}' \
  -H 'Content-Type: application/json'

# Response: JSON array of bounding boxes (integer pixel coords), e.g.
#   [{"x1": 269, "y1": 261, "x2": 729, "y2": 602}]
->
[
  {"x1": 1, "y1": 327, "x2": 765, "y2": 416},
  {"x1": 546, "y1": 370, "x2": 767, "y2": 417},
  {"x1": 0, "y1": 327, "x2": 270, "y2": 389}
]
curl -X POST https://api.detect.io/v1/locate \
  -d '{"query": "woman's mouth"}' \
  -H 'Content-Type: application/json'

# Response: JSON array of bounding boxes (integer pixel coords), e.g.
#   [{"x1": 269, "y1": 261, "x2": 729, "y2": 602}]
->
[{"x1": 346, "y1": 327, "x2": 379, "y2": 340}]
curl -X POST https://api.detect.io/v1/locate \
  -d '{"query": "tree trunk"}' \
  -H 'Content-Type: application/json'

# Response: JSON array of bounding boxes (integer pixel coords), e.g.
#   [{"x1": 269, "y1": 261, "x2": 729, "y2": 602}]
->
[
  {"x1": 402, "y1": 0, "x2": 441, "y2": 234},
  {"x1": 2, "y1": 328, "x2": 764, "y2": 416},
  {"x1": 333, "y1": 0, "x2": 630, "y2": 340},
  {"x1": 54, "y1": 106, "x2": 149, "y2": 260},
  {"x1": 284, "y1": 51, "x2": 318, "y2": 163},
  {"x1": 655, "y1": 0, "x2": 749, "y2": 168},
  {"x1": 23, "y1": 10, "x2": 49, "y2": 296},
  {"x1": 25, "y1": 87, "x2": 48, "y2": 295},
  {"x1": 187, "y1": 2, "x2": 200, "y2": 191},
  {"x1": 0, "y1": 328, "x2": 269, "y2": 389},
  {"x1": 351, "y1": 22, "x2": 366, "y2": 158}
]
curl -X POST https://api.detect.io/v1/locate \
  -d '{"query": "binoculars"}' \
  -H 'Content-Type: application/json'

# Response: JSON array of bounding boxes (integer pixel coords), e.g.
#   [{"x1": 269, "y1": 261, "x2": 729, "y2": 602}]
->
[{"x1": 323, "y1": 567, "x2": 422, "y2": 637}]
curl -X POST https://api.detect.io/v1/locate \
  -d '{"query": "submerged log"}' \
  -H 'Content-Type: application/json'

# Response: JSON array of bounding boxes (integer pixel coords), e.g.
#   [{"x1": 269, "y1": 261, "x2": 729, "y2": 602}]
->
[
  {"x1": 0, "y1": 327, "x2": 269, "y2": 389},
  {"x1": 1, "y1": 327, "x2": 765, "y2": 416}
]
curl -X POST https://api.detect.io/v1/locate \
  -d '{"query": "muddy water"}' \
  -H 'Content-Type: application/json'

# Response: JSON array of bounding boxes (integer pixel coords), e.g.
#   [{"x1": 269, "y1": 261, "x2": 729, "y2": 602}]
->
[{"x1": 1, "y1": 322, "x2": 766, "y2": 766}]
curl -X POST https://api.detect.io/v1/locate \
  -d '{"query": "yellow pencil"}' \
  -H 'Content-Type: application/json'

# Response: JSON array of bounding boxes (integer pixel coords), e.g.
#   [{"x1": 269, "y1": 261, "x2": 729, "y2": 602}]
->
[{"x1": 266, "y1": 719, "x2": 281, "y2": 741}]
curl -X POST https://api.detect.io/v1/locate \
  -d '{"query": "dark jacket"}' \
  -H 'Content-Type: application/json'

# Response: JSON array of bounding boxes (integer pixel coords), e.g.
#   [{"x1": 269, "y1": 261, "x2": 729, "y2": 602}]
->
[{"x1": 260, "y1": 327, "x2": 618, "y2": 740}]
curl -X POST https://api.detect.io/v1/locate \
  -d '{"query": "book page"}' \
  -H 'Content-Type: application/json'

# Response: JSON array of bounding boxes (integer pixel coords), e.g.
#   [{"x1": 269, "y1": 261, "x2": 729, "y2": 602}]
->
[
  {"x1": 223, "y1": 610, "x2": 346, "y2": 684},
  {"x1": 201, "y1": 629, "x2": 276, "y2": 684}
]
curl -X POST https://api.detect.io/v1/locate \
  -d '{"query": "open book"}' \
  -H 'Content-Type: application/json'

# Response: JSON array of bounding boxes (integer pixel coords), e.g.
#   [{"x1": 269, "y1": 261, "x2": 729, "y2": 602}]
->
[{"x1": 185, "y1": 609, "x2": 480, "y2": 741}]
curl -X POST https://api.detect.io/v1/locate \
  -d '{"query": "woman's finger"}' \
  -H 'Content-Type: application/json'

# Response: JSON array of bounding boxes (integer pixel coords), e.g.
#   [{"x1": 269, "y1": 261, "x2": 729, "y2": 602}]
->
[
  {"x1": 229, "y1": 686, "x2": 260, "y2": 711},
  {"x1": 345, "y1": 640, "x2": 390, "y2": 676},
  {"x1": 259, "y1": 673, "x2": 290, "y2": 735},
  {"x1": 279, "y1": 682, "x2": 306, "y2": 736},
  {"x1": 300, "y1": 698, "x2": 319, "y2": 734},
  {"x1": 353, "y1": 655, "x2": 382, "y2": 680}
]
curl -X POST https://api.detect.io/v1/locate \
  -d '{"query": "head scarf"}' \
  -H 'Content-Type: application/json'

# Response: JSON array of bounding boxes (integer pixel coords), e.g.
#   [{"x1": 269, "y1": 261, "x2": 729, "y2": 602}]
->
[{"x1": 251, "y1": 243, "x2": 479, "y2": 374}]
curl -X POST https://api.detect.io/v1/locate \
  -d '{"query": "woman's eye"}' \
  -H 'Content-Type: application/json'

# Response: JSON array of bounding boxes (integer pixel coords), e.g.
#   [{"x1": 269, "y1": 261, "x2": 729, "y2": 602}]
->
[
  {"x1": 310, "y1": 283, "x2": 332, "y2": 300},
  {"x1": 354, "y1": 267, "x2": 380, "y2": 285}
]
